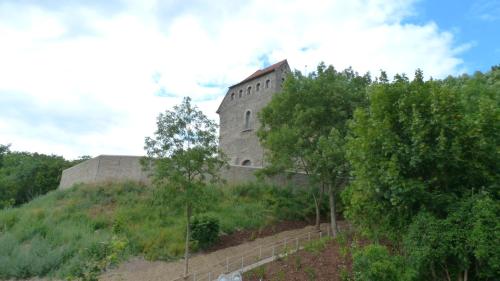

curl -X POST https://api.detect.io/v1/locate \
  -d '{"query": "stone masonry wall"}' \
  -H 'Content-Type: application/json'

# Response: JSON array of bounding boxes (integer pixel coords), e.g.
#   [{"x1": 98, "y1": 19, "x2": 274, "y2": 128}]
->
[
  {"x1": 217, "y1": 63, "x2": 291, "y2": 167},
  {"x1": 59, "y1": 155, "x2": 150, "y2": 189},
  {"x1": 59, "y1": 155, "x2": 311, "y2": 189}
]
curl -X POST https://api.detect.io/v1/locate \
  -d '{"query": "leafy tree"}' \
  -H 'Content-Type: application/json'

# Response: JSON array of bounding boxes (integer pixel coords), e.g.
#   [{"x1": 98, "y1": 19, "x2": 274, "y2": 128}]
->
[
  {"x1": 258, "y1": 63, "x2": 370, "y2": 235},
  {"x1": 0, "y1": 148, "x2": 72, "y2": 208},
  {"x1": 142, "y1": 97, "x2": 226, "y2": 276},
  {"x1": 344, "y1": 67, "x2": 500, "y2": 279},
  {"x1": 0, "y1": 144, "x2": 10, "y2": 169}
]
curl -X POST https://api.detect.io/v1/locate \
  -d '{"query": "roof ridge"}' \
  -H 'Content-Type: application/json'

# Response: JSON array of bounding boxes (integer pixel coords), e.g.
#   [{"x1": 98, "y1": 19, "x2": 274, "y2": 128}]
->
[{"x1": 229, "y1": 59, "x2": 287, "y2": 88}]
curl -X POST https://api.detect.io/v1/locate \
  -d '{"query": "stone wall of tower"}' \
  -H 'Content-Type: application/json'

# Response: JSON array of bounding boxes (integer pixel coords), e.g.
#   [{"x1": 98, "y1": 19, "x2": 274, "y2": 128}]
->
[{"x1": 218, "y1": 63, "x2": 290, "y2": 167}]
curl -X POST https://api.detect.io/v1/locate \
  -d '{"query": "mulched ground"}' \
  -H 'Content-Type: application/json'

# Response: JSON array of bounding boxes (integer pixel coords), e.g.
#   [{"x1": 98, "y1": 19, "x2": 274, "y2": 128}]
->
[
  {"x1": 243, "y1": 227, "x2": 368, "y2": 281},
  {"x1": 206, "y1": 218, "x2": 328, "y2": 252}
]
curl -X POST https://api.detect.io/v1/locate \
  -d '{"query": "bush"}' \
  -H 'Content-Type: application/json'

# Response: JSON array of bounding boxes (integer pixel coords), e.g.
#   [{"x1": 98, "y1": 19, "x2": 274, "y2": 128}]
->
[
  {"x1": 353, "y1": 244, "x2": 405, "y2": 281},
  {"x1": 190, "y1": 215, "x2": 219, "y2": 249}
]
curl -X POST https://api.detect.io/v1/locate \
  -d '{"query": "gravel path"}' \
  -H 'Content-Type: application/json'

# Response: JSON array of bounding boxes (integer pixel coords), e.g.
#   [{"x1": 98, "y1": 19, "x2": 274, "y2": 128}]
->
[{"x1": 100, "y1": 223, "x2": 329, "y2": 281}]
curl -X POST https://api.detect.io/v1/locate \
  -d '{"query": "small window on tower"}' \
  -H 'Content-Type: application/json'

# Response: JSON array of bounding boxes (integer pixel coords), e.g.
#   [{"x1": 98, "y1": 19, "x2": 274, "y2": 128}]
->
[
  {"x1": 266, "y1": 79, "x2": 270, "y2": 88},
  {"x1": 245, "y1": 110, "x2": 251, "y2": 129},
  {"x1": 239, "y1": 89, "x2": 242, "y2": 98},
  {"x1": 247, "y1": 86, "x2": 251, "y2": 95},
  {"x1": 241, "y1": 159, "x2": 251, "y2": 166},
  {"x1": 256, "y1": 83, "x2": 260, "y2": 91},
  {"x1": 231, "y1": 92, "x2": 235, "y2": 100}
]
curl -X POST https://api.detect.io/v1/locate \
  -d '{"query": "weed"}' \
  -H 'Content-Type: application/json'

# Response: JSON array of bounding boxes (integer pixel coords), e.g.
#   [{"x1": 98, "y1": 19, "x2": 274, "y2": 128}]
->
[
  {"x1": 339, "y1": 265, "x2": 352, "y2": 281},
  {"x1": 248, "y1": 266, "x2": 265, "y2": 280},
  {"x1": 294, "y1": 255, "x2": 302, "y2": 271},
  {"x1": 304, "y1": 266, "x2": 316, "y2": 281},
  {"x1": 0, "y1": 181, "x2": 314, "y2": 279},
  {"x1": 274, "y1": 270, "x2": 285, "y2": 281},
  {"x1": 304, "y1": 237, "x2": 331, "y2": 254}
]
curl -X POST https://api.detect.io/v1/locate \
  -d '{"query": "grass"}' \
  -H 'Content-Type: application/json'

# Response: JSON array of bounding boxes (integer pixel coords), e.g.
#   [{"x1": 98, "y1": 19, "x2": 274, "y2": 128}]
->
[{"x1": 0, "y1": 181, "x2": 315, "y2": 279}]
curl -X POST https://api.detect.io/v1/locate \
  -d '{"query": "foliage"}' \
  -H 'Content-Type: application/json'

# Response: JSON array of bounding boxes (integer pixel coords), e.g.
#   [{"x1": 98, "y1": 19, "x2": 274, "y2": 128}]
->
[
  {"x1": 304, "y1": 237, "x2": 331, "y2": 254},
  {"x1": 190, "y1": 215, "x2": 220, "y2": 249},
  {"x1": 404, "y1": 193, "x2": 500, "y2": 280},
  {"x1": 0, "y1": 181, "x2": 312, "y2": 279},
  {"x1": 142, "y1": 97, "x2": 227, "y2": 275},
  {"x1": 344, "y1": 67, "x2": 500, "y2": 279},
  {"x1": 352, "y1": 244, "x2": 406, "y2": 281},
  {"x1": 0, "y1": 147, "x2": 88, "y2": 209},
  {"x1": 258, "y1": 63, "x2": 370, "y2": 234},
  {"x1": 0, "y1": 151, "x2": 69, "y2": 208}
]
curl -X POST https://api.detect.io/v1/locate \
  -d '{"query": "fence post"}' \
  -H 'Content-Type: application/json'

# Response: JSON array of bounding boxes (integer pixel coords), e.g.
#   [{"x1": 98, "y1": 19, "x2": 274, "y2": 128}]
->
[
  {"x1": 208, "y1": 272, "x2": 211, "y2": 281},
  {"x1": 320, "y1": 231, "x2": 323, "y2": 239},
  {"x1": 193, "y1": 272, "x2": 196, "y2": 281},
  {"x1": 284, "y1": 237, "x2": 287, "y2": 249},
  {"x1": 241, "y1": 256, "x2": 244, "y2": 270},
  {"x1": 226, "y1": 257, "x2": 229, "y2": 272},
  {"x1": 296, "y1": 237, "x2": 299, "y2": 250},
  {"x1": 272, "y1": 245, "x2": 275, "y2": 257},
  {"x1": 308, "y1": 232, "x2": 311, "y2": 241},
  {"x1": 259, "y1": 245, "x2": 262, "y2": 260}
]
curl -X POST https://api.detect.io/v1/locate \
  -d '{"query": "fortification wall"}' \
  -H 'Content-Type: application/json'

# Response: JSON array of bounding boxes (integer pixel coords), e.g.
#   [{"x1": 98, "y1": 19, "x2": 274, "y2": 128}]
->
[
  {"x1": 59, "y1": 155, "x2": 311, "y2": 189},
  {"x1": 220, "y1": 165, "x2": 310, "y2": 187},
  {"x1": 59, "y1": 155, "x2": 150, "y2": 189}
]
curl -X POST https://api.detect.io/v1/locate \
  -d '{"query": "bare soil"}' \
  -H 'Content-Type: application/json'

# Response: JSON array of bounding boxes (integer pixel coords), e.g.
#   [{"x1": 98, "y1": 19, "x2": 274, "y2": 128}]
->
[
  {"x1": 206, "y1": 219, "x2": 325, "y2": 252},
  {"x1": 244, "y1": 227, "x2": 368, "y2": 281}
]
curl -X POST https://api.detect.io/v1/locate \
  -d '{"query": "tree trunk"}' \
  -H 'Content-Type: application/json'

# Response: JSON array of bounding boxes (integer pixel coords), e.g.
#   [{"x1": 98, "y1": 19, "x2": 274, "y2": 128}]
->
[
  {"x1": 313, "y1": 193, "x2": 320, "y2": 231},
  {"x1": 184, "y1": 204, "x2": 192, "y2": 278},
  {"x1": 328, "y1": 184, "x2": 338, "y2": 237}
]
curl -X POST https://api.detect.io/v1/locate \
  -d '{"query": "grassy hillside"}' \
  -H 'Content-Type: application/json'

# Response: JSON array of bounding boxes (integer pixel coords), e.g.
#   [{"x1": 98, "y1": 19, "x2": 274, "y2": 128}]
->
[{"x1": 0, "y1": 181, "x2": 316, "y2": 280}]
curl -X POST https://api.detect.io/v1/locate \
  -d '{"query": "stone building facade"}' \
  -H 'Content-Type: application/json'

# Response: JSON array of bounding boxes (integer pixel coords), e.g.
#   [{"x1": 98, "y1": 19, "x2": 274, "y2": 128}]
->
[
  {"x1": 217, "y1": 59, "x2": 290, "y2": 167},
  {"x1": 59, "y1": 59, "x2": 308, "y2": 189}
]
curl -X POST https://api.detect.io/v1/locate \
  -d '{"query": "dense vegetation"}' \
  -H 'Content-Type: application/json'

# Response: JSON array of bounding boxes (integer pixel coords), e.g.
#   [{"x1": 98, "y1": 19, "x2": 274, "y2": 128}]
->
[
  {"x1": 0, "y1": 181, "x2": 317, "y2": 279},
  {"x1": 258, "y1": 65, "x2": 499, "y2": 280},
  {"x1": 258, "y1": 64, "x2": 370, "y2": 235},
  {"x1": 344, "y1": 68, "x2": 499, "y2": 280},
  {"x1": 0, "y1": 145, "x2": 86, "y2": 209}
]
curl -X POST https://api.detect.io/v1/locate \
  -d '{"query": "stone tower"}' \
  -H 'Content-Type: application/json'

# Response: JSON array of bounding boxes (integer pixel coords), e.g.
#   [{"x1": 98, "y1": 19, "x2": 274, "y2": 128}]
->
[{"x1": 217, "y1": 59, "x2": 291, "y2": 167}]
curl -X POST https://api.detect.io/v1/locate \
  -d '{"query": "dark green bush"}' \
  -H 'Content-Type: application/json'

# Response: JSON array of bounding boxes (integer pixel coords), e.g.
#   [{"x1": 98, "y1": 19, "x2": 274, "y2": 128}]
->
[
  {"x1": 353, "y1": 244, "x2": 406, "y2": 281},
  {"x1": 190, "y1": 215, "x2": 219, "y2": 249}
]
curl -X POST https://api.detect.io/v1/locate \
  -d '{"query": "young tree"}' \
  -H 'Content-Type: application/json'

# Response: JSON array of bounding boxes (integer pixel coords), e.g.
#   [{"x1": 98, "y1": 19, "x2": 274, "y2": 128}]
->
[
  {"x1": 258, "y1": 63, "x2": 370, "y2": 236},
  {"x1": 143, "y1": 97, "x2": 226, "y2": 277}
]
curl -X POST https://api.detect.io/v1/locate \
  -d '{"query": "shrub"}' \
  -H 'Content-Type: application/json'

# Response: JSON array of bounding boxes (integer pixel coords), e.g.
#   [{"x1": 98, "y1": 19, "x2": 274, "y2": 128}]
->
[
  {"x1": 190, "y1": 215, "x2": 219, "y2": 249},
  {"x1": 353, "y1": 244, "x2": 405, "y2": 281}
]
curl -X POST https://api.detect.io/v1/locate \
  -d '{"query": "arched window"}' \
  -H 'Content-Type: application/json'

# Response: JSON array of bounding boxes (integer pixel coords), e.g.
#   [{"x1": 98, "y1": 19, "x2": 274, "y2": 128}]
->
[
  {"x1": 265, "y1": 79, "x2": 270, "y2": 88},
  {"x1": 247, "y1": 86, "x2": 251, "y2": 95},
  {"x1": 239, "y1": 89, "x2": 242, "y2": 98},
  {"x1": 241, "y1": 159, "x2": 251, "y2": 166},
  {"x1": 231, "y1": 92, "x2": 235, "y2": 100},
  {"x1": 256, "y1": 83, "x2": 260, "y2": 91},
  {"x1": 245, "y1": 110, "x2": 251, "y2": 129}
]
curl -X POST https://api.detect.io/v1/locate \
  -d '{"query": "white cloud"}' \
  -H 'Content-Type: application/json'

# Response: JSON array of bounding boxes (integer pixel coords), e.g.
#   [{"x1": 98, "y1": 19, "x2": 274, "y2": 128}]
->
[{"x1": 0, "y1": 0, "x2": 469, "y2": 159}]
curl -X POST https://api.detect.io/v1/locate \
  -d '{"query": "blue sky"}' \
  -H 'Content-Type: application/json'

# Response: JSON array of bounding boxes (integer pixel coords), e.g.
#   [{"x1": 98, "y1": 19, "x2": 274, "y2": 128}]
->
[
  {"x1": 0, "y1": 0, "x2": 498, "y2": 158},
  {"x1": 409, "y1": 0, "x2": 499, "y2": 73}
]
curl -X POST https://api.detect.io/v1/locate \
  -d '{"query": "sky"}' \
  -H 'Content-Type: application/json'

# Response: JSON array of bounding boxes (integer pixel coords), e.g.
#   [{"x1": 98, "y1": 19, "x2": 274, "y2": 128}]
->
[{"x1": 0, "y1": 0, "x2": 498, "y2": 159}]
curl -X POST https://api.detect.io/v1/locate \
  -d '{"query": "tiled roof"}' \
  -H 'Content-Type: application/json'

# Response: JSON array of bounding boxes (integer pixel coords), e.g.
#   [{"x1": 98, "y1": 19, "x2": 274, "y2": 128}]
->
[{"x1": 229, "y1": 59, "x2": 288, "y2": 88}]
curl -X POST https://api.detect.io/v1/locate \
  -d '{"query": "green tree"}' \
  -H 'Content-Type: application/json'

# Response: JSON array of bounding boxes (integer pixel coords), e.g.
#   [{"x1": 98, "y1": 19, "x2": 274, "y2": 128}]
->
[
  {"x1": 0, "y1": 148, "x2": 71, "y2": 208},
  {"x1": 258, "y1": 63, "x2": 370, "y2": 235},
  {"x1": 142, "y1": 97, "x2": 226, "y2": 276},
  {"x1": 344, "y1": 67, "x2": 500, "y2": 279},
  {"x1": 0, "y1": 144, "x2": 10, "y2": 168}
]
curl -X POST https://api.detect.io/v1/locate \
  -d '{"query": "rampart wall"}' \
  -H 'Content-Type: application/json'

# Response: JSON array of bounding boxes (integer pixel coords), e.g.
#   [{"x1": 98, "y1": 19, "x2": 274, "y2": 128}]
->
[{"x1": 59, "y1": 155, "x2": 311, "y2": 189}]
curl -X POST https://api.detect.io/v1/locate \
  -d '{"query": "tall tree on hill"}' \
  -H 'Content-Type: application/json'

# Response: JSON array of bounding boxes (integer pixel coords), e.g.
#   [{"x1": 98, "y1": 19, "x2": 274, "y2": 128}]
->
[
  {"x1": 258, "y1": 63, "x2": 370, "y2": 236},
  {"x1": 344, "y1": 68, "x2": 500, "y2": 280},
  {"x1": 142, "y1": 97, "x2": 226, "y2": 277}
]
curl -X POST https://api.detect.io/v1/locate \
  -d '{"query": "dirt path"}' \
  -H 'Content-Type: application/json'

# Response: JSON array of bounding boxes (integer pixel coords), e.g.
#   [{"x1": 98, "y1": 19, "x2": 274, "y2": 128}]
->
[{"x1": 101, "y1": 223, "x2": 330, "y2": 281}]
